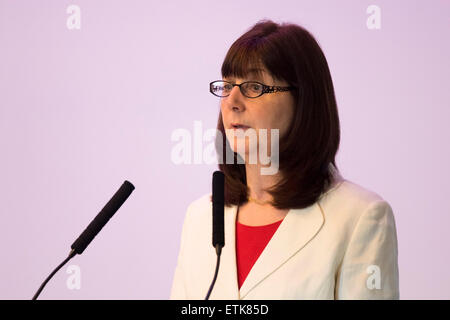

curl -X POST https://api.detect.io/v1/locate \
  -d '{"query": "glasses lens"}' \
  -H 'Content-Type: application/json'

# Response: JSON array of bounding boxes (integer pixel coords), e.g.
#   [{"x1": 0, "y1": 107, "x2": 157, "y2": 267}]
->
[
  {"x1": 211, "y1": 81, "x2": 232, "y2": 97},
  {"x1": 242, "y1": 82, "x2": 263, "y2": 98}
]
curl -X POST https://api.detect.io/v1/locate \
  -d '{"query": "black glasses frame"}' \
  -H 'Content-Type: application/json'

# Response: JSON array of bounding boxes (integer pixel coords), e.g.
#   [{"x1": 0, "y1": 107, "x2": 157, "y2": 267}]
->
[{"x1": 209, "y1": 80, "x2": 297, "y2": 98}]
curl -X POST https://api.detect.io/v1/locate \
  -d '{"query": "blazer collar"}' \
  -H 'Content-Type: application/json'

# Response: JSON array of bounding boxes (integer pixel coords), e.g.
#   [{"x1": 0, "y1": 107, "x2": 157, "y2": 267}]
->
[
  {"x1": 218, "y1": 200, "x2": 325, "y2": 299},
  {"x1": 216, "y1": 164, "x2": 343, "y2": 299}
]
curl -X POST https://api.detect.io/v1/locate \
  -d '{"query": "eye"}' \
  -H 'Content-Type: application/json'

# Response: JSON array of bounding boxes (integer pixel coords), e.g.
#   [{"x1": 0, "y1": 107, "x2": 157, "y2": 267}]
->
[
  {"x1": 248, "y1": 83, "x2": 262, "y2": 92},
  {"x1": 223, "y1": 83, "x2": 233, "y2": 92}
]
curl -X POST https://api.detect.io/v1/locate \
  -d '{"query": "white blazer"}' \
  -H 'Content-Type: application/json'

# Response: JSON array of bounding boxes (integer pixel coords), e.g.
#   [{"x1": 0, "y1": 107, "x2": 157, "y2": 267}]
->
[{"x1": 170, "y1": 171, "x2": 399, "y2": 300}]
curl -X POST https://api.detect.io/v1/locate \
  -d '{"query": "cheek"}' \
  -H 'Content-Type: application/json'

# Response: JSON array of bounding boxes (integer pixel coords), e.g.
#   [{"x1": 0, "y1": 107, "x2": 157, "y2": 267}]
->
[
  {"x1": 220, "y1": 104, "x2": 228, "y2": 123},
  {"x1": 278, "y1": 112, "x2": 293, "y2": 134},
  {"x1": 220, "y1": 101, "x2": 235, "y2": 118},
  {"x1": 272, "y1": 101, "x2": 294, "y2": 135},
  {"x1": 257, "y1": 111, "x2": 288, "y2": 132}
]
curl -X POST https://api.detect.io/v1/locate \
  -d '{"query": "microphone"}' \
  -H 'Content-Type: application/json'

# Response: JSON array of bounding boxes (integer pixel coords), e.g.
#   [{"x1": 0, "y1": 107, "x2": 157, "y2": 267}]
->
[
  {"x1": 212, "y1": 171, "x2": 225, "y2": 252},
  {"x1": 32, "y1": 180, "x2": 135, "y2": 300},
  {"x1": 71, "y1": 180, "x2": 135, "y2": 254},
  {"x1": 205, "y1": 171, "x2": 225, "y2": 300}
]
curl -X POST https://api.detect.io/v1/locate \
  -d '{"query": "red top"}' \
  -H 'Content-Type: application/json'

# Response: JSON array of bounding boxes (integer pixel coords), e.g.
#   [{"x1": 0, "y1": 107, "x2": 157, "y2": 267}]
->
[{"x1": 235, "y1": 218, "x2": 284, "y2": 289}]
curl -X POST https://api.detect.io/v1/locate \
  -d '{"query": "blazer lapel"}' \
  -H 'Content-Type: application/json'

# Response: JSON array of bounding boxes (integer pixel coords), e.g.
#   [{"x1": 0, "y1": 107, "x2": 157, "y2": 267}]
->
[
  {"x1": 238, "y1": 202, "x2": 325, "y2": 299},
  {"x1": 214, "y1": 163, "x2": 341, "y2": 299}
]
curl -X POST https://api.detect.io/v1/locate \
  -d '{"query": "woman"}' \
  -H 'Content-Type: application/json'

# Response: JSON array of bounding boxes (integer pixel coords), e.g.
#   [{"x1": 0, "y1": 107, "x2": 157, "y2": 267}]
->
[{"x1": 170, "y1": 19, "x2": 399, "y2": 299}]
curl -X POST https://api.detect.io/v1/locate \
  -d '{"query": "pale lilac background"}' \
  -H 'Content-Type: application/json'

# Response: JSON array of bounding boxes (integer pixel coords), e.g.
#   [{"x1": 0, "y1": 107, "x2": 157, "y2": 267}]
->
[{"x1": 0, "y1": 0, "x2": 449, "y2": 299}]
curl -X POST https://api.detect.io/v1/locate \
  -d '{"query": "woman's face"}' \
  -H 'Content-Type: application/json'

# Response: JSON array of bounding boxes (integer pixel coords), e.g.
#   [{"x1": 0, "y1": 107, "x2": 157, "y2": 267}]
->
[{"x1": 220, "y1": 68, "x2": 295, "y2": 163}]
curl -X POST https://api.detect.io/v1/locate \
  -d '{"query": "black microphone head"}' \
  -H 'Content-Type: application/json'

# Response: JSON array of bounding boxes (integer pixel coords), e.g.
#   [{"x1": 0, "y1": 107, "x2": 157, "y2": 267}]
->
[
  {"x1": 71, "y1": 180, "x2": 135, "y2": 254},
  {"x1": 212, "y1": 171, "x2": 225, "y2": 249},
  {"x1": 212, "y1": 171, "x2": 224, "y2": 203}
]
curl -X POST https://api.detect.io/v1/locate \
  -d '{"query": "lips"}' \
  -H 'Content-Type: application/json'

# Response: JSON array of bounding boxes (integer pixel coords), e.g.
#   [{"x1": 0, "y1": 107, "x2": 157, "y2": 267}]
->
[{"x1": 230, "y1": 123, "x2": 251, "y2": 130}]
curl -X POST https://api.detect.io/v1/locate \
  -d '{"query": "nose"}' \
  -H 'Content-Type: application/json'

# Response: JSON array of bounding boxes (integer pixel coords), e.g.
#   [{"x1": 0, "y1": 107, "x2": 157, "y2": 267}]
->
[{"x1": 225, "y1": 85, "x2": 245, "y2": 112}]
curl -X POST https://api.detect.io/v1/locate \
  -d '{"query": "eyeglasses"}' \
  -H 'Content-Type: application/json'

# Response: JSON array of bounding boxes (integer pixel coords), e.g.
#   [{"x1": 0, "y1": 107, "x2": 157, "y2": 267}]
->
[{"x1": 209, "y1": 80, "x2": 296, "y2": 99}]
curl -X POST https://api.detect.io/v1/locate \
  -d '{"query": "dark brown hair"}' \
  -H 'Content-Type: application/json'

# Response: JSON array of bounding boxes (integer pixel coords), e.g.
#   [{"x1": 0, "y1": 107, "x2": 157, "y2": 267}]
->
[{"x1": 215, "y1": 19, "x2": 340, "y2": 209}]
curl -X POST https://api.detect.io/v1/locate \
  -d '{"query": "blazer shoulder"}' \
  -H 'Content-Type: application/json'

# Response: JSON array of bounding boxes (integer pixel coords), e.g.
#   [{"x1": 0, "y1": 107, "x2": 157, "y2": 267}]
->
[
  {"x1": 321, "y1": 179, "x2": 394, "y2": 224},
  {"x1": 185, "y1": 192, "x2": 213, "y2": 220},
  {"x1": 340, "y1": 180, "x2": 384, "y2": 203}
]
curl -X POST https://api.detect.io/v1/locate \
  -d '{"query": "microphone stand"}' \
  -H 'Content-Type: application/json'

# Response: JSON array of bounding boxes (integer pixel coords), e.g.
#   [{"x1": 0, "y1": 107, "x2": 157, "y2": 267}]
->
[
  {"x1": 31, "y1": 180, "x2": 135, "y2": 300},
  {"x1": 32, "y1": 249, "x2": 77, "y2": 300},
  {"x1": 204, "y1": 244, "x2": 223, "y2": 300}
]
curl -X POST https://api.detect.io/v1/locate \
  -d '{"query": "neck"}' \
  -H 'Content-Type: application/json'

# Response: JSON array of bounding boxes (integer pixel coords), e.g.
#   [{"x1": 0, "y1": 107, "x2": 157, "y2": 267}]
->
[{"x1": 245, "y1": 163, "x2": 281, "y2": 203}]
